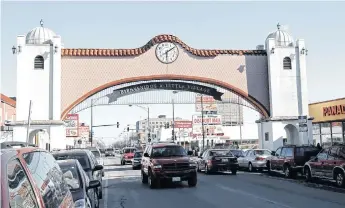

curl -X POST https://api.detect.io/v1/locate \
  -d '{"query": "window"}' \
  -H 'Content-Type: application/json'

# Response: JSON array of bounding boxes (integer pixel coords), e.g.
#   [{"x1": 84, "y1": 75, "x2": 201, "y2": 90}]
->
[
  {"x1": 275, "y1": 148, "x2": 282, "y2": 156},
  {"x1": 7, "y1": 158, "x2": 38, "y2": 208},
  {"x1": 283, "y1": 57, "x2": 292, "y2": 69},
  {"x1": 24, "y1": 152, "x2": 70, "y2": 208},
  {"x1": 283, "y1": 148, "x2": 293, "y2": 157},
  {"x1": 317, "y1": 148, "x2": 329, "y2": 160},
  {"x1": 329, "y1": 147, "x2": 339, "y2": 157},
  {"x1": 295, "y1": 147, "x2": 304, "y2": 156},
  {"x1": 34, "y1": 55, "x2": 44, "y2": 69},
  {"x1": 264, "y1": 132, "x2": 269, "y2": 141}
]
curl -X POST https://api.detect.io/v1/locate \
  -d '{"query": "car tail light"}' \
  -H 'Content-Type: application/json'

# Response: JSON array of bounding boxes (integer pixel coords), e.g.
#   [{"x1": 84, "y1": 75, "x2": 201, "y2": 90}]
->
[
  {"x1": 255, "y1": 157, "x2": 265, "y2": 161},
  {"x1": 207, "y1": 160, "x2": 213, "y2": 165}
]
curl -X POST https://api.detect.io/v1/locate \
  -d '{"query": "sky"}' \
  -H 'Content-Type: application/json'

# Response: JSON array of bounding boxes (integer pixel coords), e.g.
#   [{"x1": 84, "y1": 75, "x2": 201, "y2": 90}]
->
[{"x1": 1, "y1": 1, "x2": 345, "y2": 144}]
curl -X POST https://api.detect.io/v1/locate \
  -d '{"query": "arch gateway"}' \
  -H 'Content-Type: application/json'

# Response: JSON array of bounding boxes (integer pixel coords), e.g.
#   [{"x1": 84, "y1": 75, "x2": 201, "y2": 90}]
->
[{"x1": 11, "y1": 21, "x2": 313, "y2": 150}]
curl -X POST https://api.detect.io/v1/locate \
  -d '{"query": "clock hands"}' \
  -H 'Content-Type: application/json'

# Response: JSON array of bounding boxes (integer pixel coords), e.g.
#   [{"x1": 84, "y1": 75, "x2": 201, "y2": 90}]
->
[{"x1": 163, "y1": 46, "x2": 176, "y2": 62}]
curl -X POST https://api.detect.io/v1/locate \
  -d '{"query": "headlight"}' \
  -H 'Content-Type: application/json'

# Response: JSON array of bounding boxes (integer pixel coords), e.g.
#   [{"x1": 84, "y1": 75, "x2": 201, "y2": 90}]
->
[
  {"x1": 153, "y1": 164, "x2": 162, "y2": 169},
  {"x1": 189, "y1": 163, "x2": 197, "y2": 167},
  {"x1": 74, "y1": 199, "x2": 86, "y2": 208}
]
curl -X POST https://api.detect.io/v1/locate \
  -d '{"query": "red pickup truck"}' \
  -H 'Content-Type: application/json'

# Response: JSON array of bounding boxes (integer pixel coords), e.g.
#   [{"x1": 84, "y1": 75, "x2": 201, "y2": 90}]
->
[{"x1": 121, "y1": 147, "x2": 137, "y2": 165}]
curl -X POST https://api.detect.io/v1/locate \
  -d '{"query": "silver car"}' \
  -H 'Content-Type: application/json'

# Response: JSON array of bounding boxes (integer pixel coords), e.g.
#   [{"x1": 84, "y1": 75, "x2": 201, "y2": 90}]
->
[{"x1": 237, "y1": 149, "x2": 271, "y2": 172}]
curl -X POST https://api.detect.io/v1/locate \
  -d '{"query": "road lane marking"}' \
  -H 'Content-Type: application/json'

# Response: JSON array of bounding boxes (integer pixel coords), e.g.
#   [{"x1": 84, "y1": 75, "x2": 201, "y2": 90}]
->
[
  {"x1": 216, "y1": 184, "x2": 294, "y2": 208},
  {"x1": 103, "y1": 176, "x2": 109, "y2": 208}
]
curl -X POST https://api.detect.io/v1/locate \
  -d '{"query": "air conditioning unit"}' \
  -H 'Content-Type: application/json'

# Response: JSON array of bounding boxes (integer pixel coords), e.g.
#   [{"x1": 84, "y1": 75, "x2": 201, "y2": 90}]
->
[{"x1": 256, "y1": 45, "x2": 264, "y2": 50}]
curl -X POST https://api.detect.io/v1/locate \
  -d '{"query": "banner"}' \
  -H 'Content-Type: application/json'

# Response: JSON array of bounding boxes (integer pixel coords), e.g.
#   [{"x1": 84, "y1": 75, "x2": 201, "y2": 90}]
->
[
  {"x1": 192, "y1": 114, "x2": 222, "y2": 125},
  {"x1": 106, "y1": 82, "x2": 224, "y2": 103},
  {"x1": 174, "y1": 121, "x2": 193, "y2": 128},
  {"x1": 195, "y1": 96, "x2": 218, "y2": 112},
  {"x1": 64, "y1": 114, "x2": 79, "y2": 137},
  {"x1": 192, "y1": 125, "x2": 224, "y2": 136}
]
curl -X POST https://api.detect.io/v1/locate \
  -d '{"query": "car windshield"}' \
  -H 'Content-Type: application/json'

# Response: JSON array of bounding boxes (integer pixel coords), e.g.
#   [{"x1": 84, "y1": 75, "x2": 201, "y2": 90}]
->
[
  {"x1": 123, "y1": 149, "x2": 136, "y2": 153},
  {"x1": 53, "y1": 154, "x2": 91, "y2": 171},
  {"x1": 134, "y1": 152, "x2": 143, "y2": 157},
  {"x1": 106, "y1": 148, "x2": 113, "y2": 151},
  {"x1": 91, "y1": 150, "x2": 101, "y2": 158},
  {"x1": 254, "y1": 150, "x2": 271, "y2": 156},
  {"x1": 210, "y1": 150, "x2": 233, "y2": 156},
  {"x1": 151, "y1": 146, "x2": 187, "y2": 158},
  {"x1": 58, "y1": 163, "x2": 81, "y2": 191},
  {"x1": 230, "y1": 150, "x2": 243, "y2": 157}
]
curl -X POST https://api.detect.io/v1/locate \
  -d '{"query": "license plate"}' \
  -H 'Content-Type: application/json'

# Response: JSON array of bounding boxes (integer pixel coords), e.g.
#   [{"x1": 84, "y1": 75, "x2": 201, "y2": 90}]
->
[
  {"x1": 172, "y1": 177, "x2": 181, "y2": 182},
  {"x1": 222, "y1": 159, "x2": 228, "y2": 162}
]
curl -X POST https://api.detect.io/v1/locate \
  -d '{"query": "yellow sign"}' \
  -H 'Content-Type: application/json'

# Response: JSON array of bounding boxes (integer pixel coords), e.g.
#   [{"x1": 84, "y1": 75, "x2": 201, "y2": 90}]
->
[{"x1": 309, "y1": 98, "x2": 345, "y2": 123}]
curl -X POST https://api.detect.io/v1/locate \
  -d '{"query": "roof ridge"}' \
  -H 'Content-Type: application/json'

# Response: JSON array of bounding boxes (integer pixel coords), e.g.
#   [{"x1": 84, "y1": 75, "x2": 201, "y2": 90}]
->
[
  {"x1": 0, "y1": 93, "x2": 16, "y2": 107},
  {"x1": 61, "y1": 34, "x2": 267, "y2": 57}
]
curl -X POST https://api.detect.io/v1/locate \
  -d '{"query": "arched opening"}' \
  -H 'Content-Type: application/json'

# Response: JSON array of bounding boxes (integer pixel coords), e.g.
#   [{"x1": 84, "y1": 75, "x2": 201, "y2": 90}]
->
[
  {"x1": 61, "y1": 75, "x2": 269, "y2": 119},
  {"x1": 28, "y1": 129, "x2": 49, "y2": 149},
  {"x1": 34, "y1": 55, "x2": 44, "y2": 69},
  {"x1": 283, "y1": 57, "x2": 292, "y2": 70},
  {"x1": 284, "y1": 124, "x2": 299, "y2": 145}
]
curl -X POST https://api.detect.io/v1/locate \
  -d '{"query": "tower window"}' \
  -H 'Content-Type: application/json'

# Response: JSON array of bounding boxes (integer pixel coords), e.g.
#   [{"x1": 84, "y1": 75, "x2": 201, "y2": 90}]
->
[
  {"x1": 283, "y1": 57, "x2": 292, "y2": 70},
  {"x1": 34, "y1": 55, "x2": 44, "y2": 69}
]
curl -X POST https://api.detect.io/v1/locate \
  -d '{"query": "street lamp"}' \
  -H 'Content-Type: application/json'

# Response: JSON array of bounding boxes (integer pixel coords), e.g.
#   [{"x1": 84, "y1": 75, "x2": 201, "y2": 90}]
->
[
  {"x1": 197, "y1": 94, "x2": 205, "y2": 151},
  {"x1": 129, "y1": 105, "x2": 150, "y2": 142}
]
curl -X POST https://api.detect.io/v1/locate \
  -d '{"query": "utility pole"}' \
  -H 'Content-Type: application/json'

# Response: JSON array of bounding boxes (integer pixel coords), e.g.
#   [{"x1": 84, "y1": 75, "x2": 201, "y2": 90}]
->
[
  {"x1": 172, "y1": 98, "x2": 175, "y2": 141},
  {"x1": 90, "y1": 99, "x2": 94, "y2": 147},
  {"x1": 201, "y1": 95, "x2": 205, "y2": 151},
  {"x1": 26, "y1": 100, "x2": 32, "y2": 144}
]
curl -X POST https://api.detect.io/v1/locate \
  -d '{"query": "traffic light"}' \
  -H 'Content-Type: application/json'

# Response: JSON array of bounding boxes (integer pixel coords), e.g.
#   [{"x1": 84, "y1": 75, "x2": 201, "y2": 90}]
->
[
  {"x1": 116, "y1": 122, "x2": 119, "y2": 128},
  {"x1": 127, "y1": 127, "x2": 129, "y2": 132}
]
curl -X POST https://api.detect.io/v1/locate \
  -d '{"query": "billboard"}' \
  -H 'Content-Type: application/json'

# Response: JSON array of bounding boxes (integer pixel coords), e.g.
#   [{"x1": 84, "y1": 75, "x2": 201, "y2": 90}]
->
[
  {"x1": 64, "y1": 114, "x2": 79, "y2": 137},
  {"x1": 192, "y1": 125, "x2": 224, "y2": 136},
  {"x1": 195, "y1": 96, "x2": 218, "y2": 112},
  {"x1": 174, "y1": 121, "x2": 193, "y2": 128},
  {"x1": 192, "y1": 114, "x2": 222, "y2": 125}
]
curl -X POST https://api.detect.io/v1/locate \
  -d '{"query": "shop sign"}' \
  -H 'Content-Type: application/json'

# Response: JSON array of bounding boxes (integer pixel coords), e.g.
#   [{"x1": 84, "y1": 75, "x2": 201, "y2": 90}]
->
[
  {"x1": 64, "y1": 114, "x2": 79, "y2": 137},
  {"x1": 323, "y1": 104, "x2": 345, "y2": 117}
]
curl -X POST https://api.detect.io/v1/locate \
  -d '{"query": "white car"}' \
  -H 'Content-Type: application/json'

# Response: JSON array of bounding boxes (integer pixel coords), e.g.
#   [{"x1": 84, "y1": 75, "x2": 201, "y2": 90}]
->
[{"x1": 87, "y1": 147, "x2": 105, "y2": 177}]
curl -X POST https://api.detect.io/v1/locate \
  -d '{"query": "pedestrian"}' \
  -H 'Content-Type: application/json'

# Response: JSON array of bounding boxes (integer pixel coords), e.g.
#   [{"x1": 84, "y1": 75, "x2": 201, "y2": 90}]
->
[{"x1": 316, "y1": 143, "x2": 322, "y2": 150}]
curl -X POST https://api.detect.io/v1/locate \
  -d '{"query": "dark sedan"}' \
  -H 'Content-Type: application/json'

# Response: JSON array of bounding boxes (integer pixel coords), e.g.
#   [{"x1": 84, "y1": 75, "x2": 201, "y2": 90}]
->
[
  {"x1": 197, "y1": 149, "x2": 239, "y2": 175},
  {"x1": 57, "y1": 159, "x2": 101, "y2": 208},
  {"x1": 52, "y1": 149, "x2": 104, "y2": 199},
  {"x1": 132, "y1": 151, "x2": 143, "y2": 170}
]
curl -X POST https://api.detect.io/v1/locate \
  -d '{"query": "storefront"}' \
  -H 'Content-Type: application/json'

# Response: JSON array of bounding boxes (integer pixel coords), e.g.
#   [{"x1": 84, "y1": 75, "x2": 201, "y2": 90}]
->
[{"x1": 309, "y1": 98, "x2": 345, "y2": 147}]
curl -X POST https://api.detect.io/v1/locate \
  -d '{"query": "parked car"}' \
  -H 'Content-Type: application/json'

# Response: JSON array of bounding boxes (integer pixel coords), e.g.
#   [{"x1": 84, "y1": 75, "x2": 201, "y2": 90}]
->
[
  {"x1": 87, "y1": 147, "x2": 105, "y2": 177},
  {"x1": 141, "y1": 142, "x2": 197, "y2": 188},
  {"x1": 105, "y1": 148, "x2": 115, "y2": 157},
  {"x1": 197, "y1": 149, "x2": 238, "y2": 174},
  {"x1": 57, "y1": 159, "x2": 101, "y2": 208},
  {"x1": 229, "y1": 149, "x2": 245, "y2": 158},
  {"x1": 132, "y1": 151, "x2": 143, "y2": 170},
  {"x1": 1, "y1": 147, "x2": 74, "y2": 208},
  {"x1": 121, "y1": 147, "x2": 137, "y2": 165},
  {"x1": 1, "y1": 141, "x2": 37, "y2": 148},
  {"x1": 304, "y1": 144, "x2": 345, "y2": 187},
  {"x1": 52, "y1": 149, "x2": 104, "y2": 199},
  {"x1": 268, "y1": 145, "x2": 320, "y2": 178},
  {"x1": 237, "y1": 149, "x2": 271, "y2": 172}
]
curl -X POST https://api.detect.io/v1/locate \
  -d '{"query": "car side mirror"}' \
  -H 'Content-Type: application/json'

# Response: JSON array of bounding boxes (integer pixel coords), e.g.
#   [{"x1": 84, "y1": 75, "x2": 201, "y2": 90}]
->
[
  {"x1": 187, "y1": 151, "x2": 193, "y2": 156},
  {"x1": 143, "y1": 153, "x2": 149, "y2": 157},
  {"x1": 271, "y1": 151, "x2": 276, "y2": 156},
  {"x1": 93, "y1": 164, "x2": 103, "y2": 171},
  {"x1": 87, "y1": 180, "x2": 101, "y2": 190}
]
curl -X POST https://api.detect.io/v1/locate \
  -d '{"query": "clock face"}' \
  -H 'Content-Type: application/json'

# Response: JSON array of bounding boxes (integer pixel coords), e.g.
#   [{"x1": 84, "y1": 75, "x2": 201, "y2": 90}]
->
[{"x1": 155, "y1": 42, "x2": 179, "y2": 64}]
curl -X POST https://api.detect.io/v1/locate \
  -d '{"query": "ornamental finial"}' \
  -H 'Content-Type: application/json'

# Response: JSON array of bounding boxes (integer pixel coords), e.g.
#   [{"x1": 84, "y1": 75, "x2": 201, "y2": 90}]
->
[{"x1": 40, "y1": 19, "x2": 44, "y2": 27}]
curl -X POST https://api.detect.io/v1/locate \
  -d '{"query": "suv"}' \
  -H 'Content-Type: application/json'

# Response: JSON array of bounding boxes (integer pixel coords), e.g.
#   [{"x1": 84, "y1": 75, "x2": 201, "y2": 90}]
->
[
  {"x1": 141, "y1": 142, "x2": 197, "y2": 189},
  {"x1": 52, "y1": 149, "x2": 104, "y2": 199},
  {"x1": 1, "y1": 147, "x2": 74, "y2": 208},
  {"x1": 304, "y1": 144, "x2": 345, "y2": 187},
  {"x1": 105, "y1": 148, "x2": 115, "y2": 157},
  {"x1": 121, "y1": 147, "x2": 137, "y2": 165},
  {"x1": 268, "y1": 145, "x2": 320, "y2": 178}
]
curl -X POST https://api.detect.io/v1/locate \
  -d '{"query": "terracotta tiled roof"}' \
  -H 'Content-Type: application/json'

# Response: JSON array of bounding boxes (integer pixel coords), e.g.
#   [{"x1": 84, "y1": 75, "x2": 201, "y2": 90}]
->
[
  {"x1": 0, "y1": 94, "x2": 16, "y2": 107},
  {"x1": 61, "y1": 34, "x2": 267, "y2": 57}
]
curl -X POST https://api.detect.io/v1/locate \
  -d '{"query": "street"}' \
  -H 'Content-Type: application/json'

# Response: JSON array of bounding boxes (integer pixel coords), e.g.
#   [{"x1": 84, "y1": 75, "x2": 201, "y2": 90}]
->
[{"x1": 100, "y1": 156, "x2": 345, "y2": 208}]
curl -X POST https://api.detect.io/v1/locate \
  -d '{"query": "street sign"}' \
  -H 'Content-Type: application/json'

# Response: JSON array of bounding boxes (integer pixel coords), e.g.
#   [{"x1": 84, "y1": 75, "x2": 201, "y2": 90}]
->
[
  {"x1": 298, "y1": 115, "x2": 308, "y2": 124},
  {"x1": 299, "y1": 123, "x2": 308, "y2": 132}
]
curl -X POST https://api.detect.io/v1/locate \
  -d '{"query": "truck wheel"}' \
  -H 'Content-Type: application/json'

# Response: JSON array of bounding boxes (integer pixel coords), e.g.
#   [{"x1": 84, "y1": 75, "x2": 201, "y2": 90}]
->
[
  {"x1": 148, "y1": 170, "x2": 159, "y2": 189},
  {"x1": 304, "y1": 167, "x2": 312, "y2": 182},
  {"x1": 335, "y1": 170, "x2": 345, "y2": 188},
  {"x1": 188, "y1": 173, "x2": 197, "y2": 187},
  {"x1": 141, "y1": 170, "x2": 148, "y2": 184}
]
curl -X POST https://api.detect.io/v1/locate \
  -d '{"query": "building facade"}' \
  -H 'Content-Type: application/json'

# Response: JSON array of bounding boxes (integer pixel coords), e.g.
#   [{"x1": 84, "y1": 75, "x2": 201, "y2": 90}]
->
[
  {"x1": 1, "y1": 94, "x2": 16, "y2": 142},
  {"x1": 309, "y1": 98, "x2": 345, "y2": 147}
]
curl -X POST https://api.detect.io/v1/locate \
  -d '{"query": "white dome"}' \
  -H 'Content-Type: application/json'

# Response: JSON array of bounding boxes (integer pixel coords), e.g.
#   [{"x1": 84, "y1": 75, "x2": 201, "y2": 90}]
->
[
  {"x1": 25, "y1": 20, "x2": 56, "y2": 44},
  {"x1": 266, "y1": 23, "x2": 294, "y2": 47}
]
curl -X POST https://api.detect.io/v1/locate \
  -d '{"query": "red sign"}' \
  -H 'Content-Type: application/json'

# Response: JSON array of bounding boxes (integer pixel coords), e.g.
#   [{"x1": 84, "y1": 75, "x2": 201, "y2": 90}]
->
[
  {"x1": 64, "y1": 114, "x2": 79, "y2": 137},
  {"x1": 174, "y1": 121, "x2": 192, "y2": 128}
]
